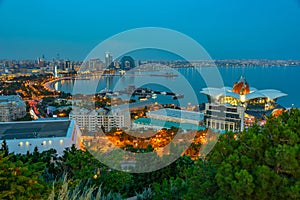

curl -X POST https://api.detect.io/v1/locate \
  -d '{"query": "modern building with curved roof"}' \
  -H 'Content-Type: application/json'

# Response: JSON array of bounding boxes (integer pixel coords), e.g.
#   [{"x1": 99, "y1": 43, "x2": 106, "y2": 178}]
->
[
  {"x1": 200, "y1": 76, "x2": 287, "y2": 132},
  {"x1": 200, "y1": 76, "x2": 287, "y2": 111}
]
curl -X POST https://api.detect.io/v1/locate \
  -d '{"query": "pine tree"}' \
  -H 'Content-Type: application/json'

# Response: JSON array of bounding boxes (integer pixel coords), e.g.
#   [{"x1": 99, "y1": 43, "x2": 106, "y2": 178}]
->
[{"x1": 1, "y1": 140, "x2": 9, "y2": 157}]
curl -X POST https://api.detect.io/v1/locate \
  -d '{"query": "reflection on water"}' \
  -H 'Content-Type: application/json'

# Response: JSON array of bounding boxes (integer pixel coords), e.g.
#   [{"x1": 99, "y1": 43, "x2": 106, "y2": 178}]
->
[
  {"x1": 54, "y1": 82, "x2": 58, "y2": 91},
  {"x1": 56, "y1": 66, "x2": 300, "y2": 108}
]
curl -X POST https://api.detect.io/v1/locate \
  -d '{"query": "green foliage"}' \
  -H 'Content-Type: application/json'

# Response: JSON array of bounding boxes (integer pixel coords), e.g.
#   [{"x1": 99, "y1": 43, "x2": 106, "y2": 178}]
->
[
  {"x1": 48, "y1": 175, "x2": 123, "y2": 200},
  {"x1": 152, "y1": 177, "x2": 187, "y2": 200},
  {"x1": 136, "y1": 187, "x2": 153, "y2": 200},
  {"x1": 205, "y1": 109, "x2": 300, "y2": 199},
  {"x1": 15, "y1": 113, "x2": 33, "y2": 121},
  {"x1": 55, "y1": 146, "x2": 134, "y2": 197},
  {"x1": 1, "y1": 140, "x2": 9, "y2": 157},
  {"x1": 184, "y1": 160, "x2": 218, "y2": 200},
  {"x1": 1, "y1": 109, "x2": 300, "y2": 199},
  {"x1": 132, "y1": 155, "x2": 194, "y2": 194},
  {"x1": 0, "y1": 152, "x2": 49, "y2": 199}
]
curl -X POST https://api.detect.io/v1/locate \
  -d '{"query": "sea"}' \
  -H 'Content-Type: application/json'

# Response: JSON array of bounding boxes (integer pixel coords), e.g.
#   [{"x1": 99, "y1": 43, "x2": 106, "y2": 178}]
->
[{"x1": 55, "y1": 66, "x2": 300, "y2": 108}]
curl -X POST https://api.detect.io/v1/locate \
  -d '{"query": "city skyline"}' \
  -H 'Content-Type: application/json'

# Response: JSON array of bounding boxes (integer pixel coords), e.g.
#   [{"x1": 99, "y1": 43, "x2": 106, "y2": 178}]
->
[{"x1": 0, "y1": 0, "x2": 300, "y2": 60}]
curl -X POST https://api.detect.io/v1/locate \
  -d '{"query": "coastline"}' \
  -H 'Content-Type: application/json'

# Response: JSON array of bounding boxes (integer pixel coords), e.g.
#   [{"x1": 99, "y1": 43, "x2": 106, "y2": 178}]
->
[
  {"x1": 44, "y1": 65, "x2": 300, "y2": 93},
  {"x1": 43, "y1": 77, "x2": 76, "y2": 92}
]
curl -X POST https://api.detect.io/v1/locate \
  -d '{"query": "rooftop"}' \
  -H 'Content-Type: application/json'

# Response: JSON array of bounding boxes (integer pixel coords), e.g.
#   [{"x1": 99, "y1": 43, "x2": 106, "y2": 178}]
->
[
  {"x1": 201, "y1": 87, "x2": 287, "y2": 101},
  {"x1": 0, "y1": 95, "x2": 25, "y2": 106},
  {"x1": 148, "y1": 108, "x2": 204, "y2": 121},
  {"x1": 0, "y1": 120, "x2": 72, "y2": 140},
  {"x1": 134, "y1": 118, "x2": 206, "y2": 131}
]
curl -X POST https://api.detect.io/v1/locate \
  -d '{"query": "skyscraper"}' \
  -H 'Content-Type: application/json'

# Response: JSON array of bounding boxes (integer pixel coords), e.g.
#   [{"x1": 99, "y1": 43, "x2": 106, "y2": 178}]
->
[
  {"x1": 54, "y1": 65, "x2": 58, "y2": 78},
  {"x1": 64, "y1": 60, "x2": 71, "y2": 70},
  {"x1": 105, "y1": 52, "x2": 113, "y2": 68}
]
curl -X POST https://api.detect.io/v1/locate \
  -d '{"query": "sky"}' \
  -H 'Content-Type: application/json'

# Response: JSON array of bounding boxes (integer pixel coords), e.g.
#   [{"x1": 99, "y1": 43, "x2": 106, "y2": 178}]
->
[{"x1": 0, "y1": 0, "x2": 300, "y2": 60}]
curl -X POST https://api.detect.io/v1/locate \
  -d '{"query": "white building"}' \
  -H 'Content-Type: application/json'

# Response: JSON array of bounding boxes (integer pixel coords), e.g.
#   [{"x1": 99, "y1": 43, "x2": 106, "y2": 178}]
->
[
  {"x1": 69, "y1": 108, "x2": 130, "y2": 132},
  {"x1": 105, "y1": 52, "x2": 113, "y2": 68},
  {"x1": 200, "y1": 76, "x2": 287, "y2": 132},
  {"x1": 204, "y1": 103, "x2": 245, "y2": 132},
  {"x1": 0, "y1": 95, "x2": 27, "y2": 122},
  {"x1": 200, "y1": 76, "x2": 287, "y2": 109},
  {"x1": 0, "y1": 120, "x2": 82, "y2": 155}
]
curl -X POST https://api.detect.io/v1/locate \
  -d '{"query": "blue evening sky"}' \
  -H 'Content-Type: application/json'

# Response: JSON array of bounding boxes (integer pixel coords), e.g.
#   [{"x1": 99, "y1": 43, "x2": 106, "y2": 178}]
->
[{"x1": 0, "y1": 0, "x2": 300, "y2": 60}]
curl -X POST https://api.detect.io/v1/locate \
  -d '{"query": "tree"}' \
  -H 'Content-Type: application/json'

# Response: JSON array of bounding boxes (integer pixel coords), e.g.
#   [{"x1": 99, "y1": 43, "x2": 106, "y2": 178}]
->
[
  {"x1": 1, "y1": 140, "x2": 9, "y2": 157},
  {"x1": 184, "y1": 160, "x2": 218, "y2": 200},
  {"x1": 152, "y1": 177, "x2": 187, "y2": 200},
  {"x1": 206, "y1": 109, "x2": 300, "y2": 199},
  {"x1": 55, "y1": 146, "x2": 134, "y2": 196},
  {"x1": 0, "y1": 152, "x2": 50, "y2": 199}
]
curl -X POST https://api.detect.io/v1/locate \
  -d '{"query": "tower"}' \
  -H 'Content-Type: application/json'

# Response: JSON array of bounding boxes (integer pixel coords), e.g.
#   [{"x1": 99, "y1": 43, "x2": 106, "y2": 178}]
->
[
  {"x1": 54, "y1": 65, "x2": 58, "y2": 78},
  {"x1": 105, "y1": 52, "x2": 113, "y2": 68},
  {"x1": 65, "y1": 60, "x2": 71, "y2": 70}
]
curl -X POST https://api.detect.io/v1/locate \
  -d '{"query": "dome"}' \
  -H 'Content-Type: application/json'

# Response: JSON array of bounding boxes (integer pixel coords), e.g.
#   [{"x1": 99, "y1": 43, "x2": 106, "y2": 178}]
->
[{"x1": 232, "y1": 76, "x2": 250, "y2": 95}]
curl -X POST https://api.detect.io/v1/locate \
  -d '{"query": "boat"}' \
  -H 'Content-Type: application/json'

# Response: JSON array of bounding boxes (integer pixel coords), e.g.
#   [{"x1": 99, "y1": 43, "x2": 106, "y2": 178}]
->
[
  {"x1": 139, "y1": 95, "x2": 148, "y2": 101},
  {"x1": 100, "y1": 88, "x2": 112, "y2": 93},
  {"x1": 173, "y1": 94, "x2": 184, "y2": 99},
  {"x1": 119, "y1": 70, "x2": 126, "y2": 75}
]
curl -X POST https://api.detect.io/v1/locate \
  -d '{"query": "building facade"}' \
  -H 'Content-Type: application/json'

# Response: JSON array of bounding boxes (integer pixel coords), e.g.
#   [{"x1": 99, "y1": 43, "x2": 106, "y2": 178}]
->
[
  {"x1": 105, "y1": 52, "x2": 113, "y2": 68},
  {"x1": 200, "y1": 76, "x2": 287, "y2": 111},
  {"x1": 204, "y1": 103, "x2": 244, "y2": 132},
  {"x1": 200, "y1": 76, "x2": 287, "y2": 132},
  {"x1": 69, "y1": 108, "x2": 130, "y2": 132},
  {"x1": 146, "y1": 108, "x2": 204, "y2": 126},
  {"x1": 132, "y1": 108, "x2": 205, "y2": 131},
  {"x1": 0, "y1": 120, "x2": 82, "y2": 155},
  {"x1": 0, "y1": 95, "x2": 27, "y2": 122}
]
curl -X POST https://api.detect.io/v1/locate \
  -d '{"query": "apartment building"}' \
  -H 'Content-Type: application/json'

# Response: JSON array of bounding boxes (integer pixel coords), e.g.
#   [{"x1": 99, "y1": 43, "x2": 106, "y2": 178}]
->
[
  {"x1": 69, "y1": 108, "x2": 130, "y2": 132},
  {"x1": 0, "y1": 95, "x2": 26, "y2": 122}
]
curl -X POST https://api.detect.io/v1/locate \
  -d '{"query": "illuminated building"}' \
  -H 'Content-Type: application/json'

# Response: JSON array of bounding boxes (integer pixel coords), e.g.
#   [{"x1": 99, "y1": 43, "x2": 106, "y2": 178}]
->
[
  {"x1": 203, "y1": 104, "x2": 245, "y2": 132},
  {"x1": 69, "y1": 108, "x2": 130, "y2": 132},
  {"x1": 201, "y1": 76, "x2": 287, "y2": 132},
  {"x1": 146, "y1": 108, "x2": 204, "y2": 125},
  {"x1": 0, "y1": 95, "x2": 26, "y2": 122},
  {"x1": 0, "y1": 120, "x2": 82, "y2": 155},
  {"x1": 201, "y1": 76, "x2": 287, "y2": 109},
  {"x1": 133, "y1": 108, "x2": 205, "y2": 131},
  {"x1": 54, "y1": 65, "x2": 58, "y2": 78},
  {"x1": 105, "y1": 52, "x2": 113, "y2": 68},
  {"x1": 64, "y1": 60, "x2": 71, "y2": 70}
]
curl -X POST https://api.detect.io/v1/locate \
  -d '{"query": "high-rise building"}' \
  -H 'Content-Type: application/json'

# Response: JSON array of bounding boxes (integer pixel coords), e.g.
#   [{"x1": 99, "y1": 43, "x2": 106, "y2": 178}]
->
[
  {"x1": 105, "y1": 52, "x2": 113, "y2": 68},
  {"x1": 71, "y1": 62, "x2": 75, "y2": 71},
  {"x1": 64, "y1": 60, "x2": 71, "y2": 70},
  {"x1": 54, "y1": 65, "x2": 58, "y2": 78},
  {"x1": 89, "y1": 58, "x2": 102, "y2": 71},
  {"x1": 0, "y1": 95, "x2": 27, "y2": 122}
]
